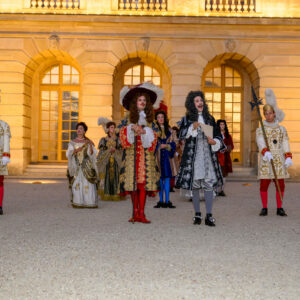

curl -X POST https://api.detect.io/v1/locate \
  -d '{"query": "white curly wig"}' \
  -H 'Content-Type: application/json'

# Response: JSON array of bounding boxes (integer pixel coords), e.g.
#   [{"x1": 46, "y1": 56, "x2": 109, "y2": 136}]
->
[{"x1": 265, "y1": 88, "x2": 285, "y2": 123}]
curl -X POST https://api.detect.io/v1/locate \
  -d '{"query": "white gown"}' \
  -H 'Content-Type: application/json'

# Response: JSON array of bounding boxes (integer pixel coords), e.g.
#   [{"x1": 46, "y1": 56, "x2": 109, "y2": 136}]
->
[{"x1": 66, "y1": 141, "x2": 99, "y2": 208}]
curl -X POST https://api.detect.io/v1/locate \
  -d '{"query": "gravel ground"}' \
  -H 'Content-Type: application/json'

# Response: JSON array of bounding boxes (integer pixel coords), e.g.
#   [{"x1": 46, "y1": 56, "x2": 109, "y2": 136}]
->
[{"x1": 0, "y1": 179, "x2": 299, "y2": 300}]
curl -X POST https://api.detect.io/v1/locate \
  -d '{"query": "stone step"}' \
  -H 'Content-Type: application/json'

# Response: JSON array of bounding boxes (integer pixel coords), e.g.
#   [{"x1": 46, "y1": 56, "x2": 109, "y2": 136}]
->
[{"x1": 22, "y1": 163, "x2": 68, "y2": 178}]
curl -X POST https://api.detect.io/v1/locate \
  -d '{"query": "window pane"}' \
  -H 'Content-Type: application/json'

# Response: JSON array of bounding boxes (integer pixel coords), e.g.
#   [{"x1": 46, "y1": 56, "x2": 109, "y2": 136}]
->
[
  {"x1": 206, "y1": 70, "x2": 213, "y2": 77},
  {"x1": 214, "y1": 67, "x2": 221, "y2": 77},
  {"x1": 50, "y1": 111, "x2": 58, "y2": 121},
  {"x1": 41, "y1": 91, "x2": 49, "y2": 100},
  {"x1": 205, "y1": 79, "x2": 213, "y2": 87},
  {"x1": 63, "y1": 65, "x2": 71, "y2": 74},
  {"x1": 71, "y1": 111, "x2": 79, "y2": 120},
  {"x1": 144, "y1": 76, "x2": 152, "y2": 82},
  {"x1": 225, "y1": 78, "x2": 233, "y2": 87},
  {"x1": 225, "y1": 67, "x2": 233, "y2": 77},
  {"x1": 225, "y1": 114, "x2": 233, "y2": 122},
  {"x1": 41, "y1": 111, "x2": 49, "y2": 121},
  {"x1": 206, "y1": 93, "x2": 212, "y2": 101},
  {"x1": 225, "y1": 103, "x2": 232, "y2": 112},
  {"x1": 62, "y1": 112, "x2": 70, "y2": 121},
  {"x1": 233, "y1": 93, "x2": 241, "y2": 102},
  {"x1": 62, "y1": 132, "x2": 69, "y2": 141},
  {"x1": 132, "y1": 76, "x2": 140, "y2": 85},
  {"x1": 71, "y1": 102, "x2": 79, "y2": 111},
  {"x1": 63, "y1": 91, "x2": 70, "y2": 100},
  {"x1": 71, "y1": 122, "x2": 77, "y2": 130},
  {"x1": 234, "y1": 70, "x2": 240, "y2": 78},
  {"x1": 153, "y1": 68, "x2": 160, "y2": 77},
  {"x1": 233, "y1": 103, "x2": 241, "y2": 112},
  {"x1": 214, "y1": 93, "x2": 221, "y2": 102},
  {"x1": 41, "y1": 131, "x2": 49, "y2": 140},
  {"x1": 213, "y1": 78, "x2": 221, "y2": 88},
  {"x1": 61, "y1": 151, "x2": 67, "y2": 160},
  {"x1": 72, "y1": 75, "x2": 79, "y2": 85},
  {"x1": 213, "y1": 113, "x2": 221, "y2": 120},
  {"x1": 42, "y1": 75, "x2": 50, "y2": 84},
  {"x1": 72, "y1": 67, "x2": 79, "y2": 75},
  {"x1": 153, "y1": 77, "x2": 160, "y2": 86},
  {"x1": 41, "y1": 101, "x2": 49, "y2": 111},
  {"x1": 234, "y1": 78, "x2": 241, "y2": 87},
  {"x1": 62, "y1": 122, "x2": 70, "y2": 130},
  {"x1": 208, "y1": 103, "x2": 212, "y2": 112},
  {"x1": 227, "y1": 122, "x2": 233, "y2": 132},
  {"x1": 132, "y1": 65, "x2": 140, "y2": 76},
  {"x1": 50, "y1": 91, "x2": 58, "y2": 100},
  {"x1": 213, "y1": 103, "x2": 221, "y2": 113},
  {"x1": 51, "y1": 101, "x2": 58, "y2": 112},
  {"x1": 233, "y1": 133, "x2": 240, "y2": 143},
  {"x1": 48, "y1": 152, "x2": 57, "y2": 161},
  {"x1": 51, "y1": 66, "x2": 59, "y2": 74},
  {"x1": 50, "y1": 122, "x2": 57, "y2": 131},
  {"x1": 233, "y1": 123, "x2": 240, "y2": 133},
  {"x1": 71, "y1": 91, "x2": 79, "y2": 100},
  {"x1": 225, "y1": 93, "x2": 232, "y2": 102},
  {"x1": 51, "y1": 75, "x2": 59, "y2": 84},
  {"x1": 63, "y1": 75, "x2": 71, "y2": 85},
  {"x1": 233, "y1": 113, "x2": 240, "y2": 122},
  {"x1": 125, "y1": 68, "x2": 132, "y2": 76},
  {"x1": 124, "y1": 76, "x2": 132, "y2": 85},
  {"x1": 62, "y1": 101, "x2": 70, "y2": 111},
  {"x1": 71, "y1": 131, "x2": 77, "y2": 140},
  {"x1": 144, "y1": 66, "x2": 152, "y2": 76},
  {"x1": 62, "y1": 141, "x2": 69, "y2": 150},
  {"x1": 49, "y1": 131, "x2": 57, "y2": 140},
  {"x1": 41, "y1": 141, "x2": 49, "y2": 150},
  {"x1": 41, "y1": 121, "x2": 49, "y2": 131}
]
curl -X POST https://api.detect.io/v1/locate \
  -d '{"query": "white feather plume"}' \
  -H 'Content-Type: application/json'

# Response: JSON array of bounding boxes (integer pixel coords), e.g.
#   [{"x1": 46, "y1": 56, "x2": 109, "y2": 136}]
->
[
  {"x1": 97, "y1": 117, "x2": 111, "y2": 133},
  {"x1": 265, "y1": 88, "x2": 285, "y2": 122}
]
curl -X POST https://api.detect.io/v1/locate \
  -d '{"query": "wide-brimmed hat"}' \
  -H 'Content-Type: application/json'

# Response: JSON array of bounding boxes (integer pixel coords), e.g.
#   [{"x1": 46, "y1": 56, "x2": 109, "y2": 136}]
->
[{"x1": 120, "y1": 82, "x2": 164, "y2": 110}]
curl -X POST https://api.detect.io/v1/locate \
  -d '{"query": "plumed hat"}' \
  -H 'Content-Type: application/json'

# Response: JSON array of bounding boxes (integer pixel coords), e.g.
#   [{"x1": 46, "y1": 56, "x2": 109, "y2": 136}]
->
[
  {"x1": 264, "y1": 88, "x2": 285, "y2": 123},
  {"x1": 120, "y1": 82, "x2": 164, "y2": 110}
]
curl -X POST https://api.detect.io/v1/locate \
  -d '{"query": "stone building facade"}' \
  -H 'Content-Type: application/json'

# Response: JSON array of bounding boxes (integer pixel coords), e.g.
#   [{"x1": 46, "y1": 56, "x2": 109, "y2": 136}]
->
[{"x1": 0, "y1": 0, "x2": 300, "y2": 176}]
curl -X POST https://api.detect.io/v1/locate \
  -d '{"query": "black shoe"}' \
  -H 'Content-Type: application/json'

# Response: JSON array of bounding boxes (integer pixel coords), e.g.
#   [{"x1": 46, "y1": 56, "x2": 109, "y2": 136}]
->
[
  {"x1": 205, "y1": 214, "x2": 216, "y2": 227},
  {"x1": 259, "y1": 208, "x2": 268, "y2": 216},
  {"x1": 170, "y1": 188, "x2": 175, "y2": 193},
  {"x1": 277, "y1": 208, "x2": 287, "y2": 216},
  {"x1": 189, "y1": 198, "x2": 192, "y2": 202},
  {"x1": 0, "y1": 206, "x2": 3, "y2": 215},
  {"x1": 218, "y1": 191, "x2": 226, "y2": 197},
  {"x1": 153, "y1": 201, "x2": 162, "y2": 208},
  {"x1": 193, "y1": 212, "x2": 202, "y2": 225},
  {"x1": 166, "y1": 202, "x2": 176, "y2": 208}
]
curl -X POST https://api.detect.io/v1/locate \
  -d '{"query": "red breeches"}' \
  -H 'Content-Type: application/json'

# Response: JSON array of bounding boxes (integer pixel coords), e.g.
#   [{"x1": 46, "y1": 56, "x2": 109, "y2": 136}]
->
[
  {"x1": 260, "y1": 179, "x2": 285, "y2": 209},
  {"x1": 0, "y1": 176, "x2": 4, "y2": 207}
]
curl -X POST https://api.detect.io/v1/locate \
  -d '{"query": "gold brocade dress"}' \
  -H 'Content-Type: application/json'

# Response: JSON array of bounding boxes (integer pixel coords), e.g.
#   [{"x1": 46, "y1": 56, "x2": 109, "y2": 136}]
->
[
  {"x1": 96, "y1": 136, "x2": 123, "y2": 201},
  {"x1": 66, "y1": 141, "x2": 99, "y2": 208}
]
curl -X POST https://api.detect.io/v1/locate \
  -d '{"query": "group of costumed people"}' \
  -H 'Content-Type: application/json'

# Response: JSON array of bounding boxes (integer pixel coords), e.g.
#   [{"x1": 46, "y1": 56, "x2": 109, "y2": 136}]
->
[{"x1": 0, "y1": 83, "x2": 293, "y2": 225}]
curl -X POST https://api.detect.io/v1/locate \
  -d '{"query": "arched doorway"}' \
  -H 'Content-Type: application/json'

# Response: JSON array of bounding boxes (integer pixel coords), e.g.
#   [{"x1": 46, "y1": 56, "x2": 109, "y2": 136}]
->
[
  {"x1": 39, "y1": 63, "x2": 80, "y2": 161},
  {"x1": 201, "y1": 53, "x2": 260, "y2": 167},
  {"x1": 202, "y1": 64, "x2": 243, "y2": 163}
]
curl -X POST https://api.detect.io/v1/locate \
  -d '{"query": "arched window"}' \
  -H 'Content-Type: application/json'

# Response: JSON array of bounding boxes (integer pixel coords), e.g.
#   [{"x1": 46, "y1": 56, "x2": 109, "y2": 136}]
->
[
  {"x1": 203, "y1": 64, "x2": 243, "y2": 163},
  {"x1": 121, "y1": 63, "x2": 161, "y2": 116},
  {"x1": 39, "y1": 63, "x2": 80, "y2": 161}
]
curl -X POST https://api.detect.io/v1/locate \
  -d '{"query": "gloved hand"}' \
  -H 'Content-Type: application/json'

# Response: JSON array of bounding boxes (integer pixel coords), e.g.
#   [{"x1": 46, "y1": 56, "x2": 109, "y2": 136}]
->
[
  {"x1": 263, "y1": 151, "x2": 273, "y2": 162},
  {"x1": 1, "y1": 156, "x2": 10, "y2": 166},
  {"x1": 284, "y1": 157, "x2": 293, "y2": 168}
]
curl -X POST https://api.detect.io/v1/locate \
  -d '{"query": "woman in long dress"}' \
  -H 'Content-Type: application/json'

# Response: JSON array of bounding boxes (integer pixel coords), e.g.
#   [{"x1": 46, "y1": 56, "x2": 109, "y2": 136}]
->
[
  {"x1": 97, "y1": 120, "x2": 123, "y2": 201},
  {"x1": 66, "y1": 122, "x2": 99, "y2": 208}
]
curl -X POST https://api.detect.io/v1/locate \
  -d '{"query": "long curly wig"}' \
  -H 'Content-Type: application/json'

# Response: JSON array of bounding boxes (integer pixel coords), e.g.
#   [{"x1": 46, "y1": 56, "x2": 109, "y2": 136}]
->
[
  {"x1": 217, "y1": 119, "x2": 230, "y2": 138},
  {"x1": 129, "y1": 92, "x2": 154, "y2": 124},
  {"x1": 155, "y1": 110, "x2": 170, "y2": 136},
  {"x1": 185, "y1": 91, "x2": 212, "y2": 123}
]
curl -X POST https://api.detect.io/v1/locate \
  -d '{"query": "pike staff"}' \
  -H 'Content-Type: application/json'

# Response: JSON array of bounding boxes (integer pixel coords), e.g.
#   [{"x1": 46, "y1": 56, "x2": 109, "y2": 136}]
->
[{"x1": 249, "y1": 87, "x2": 283, "y2": 203}]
